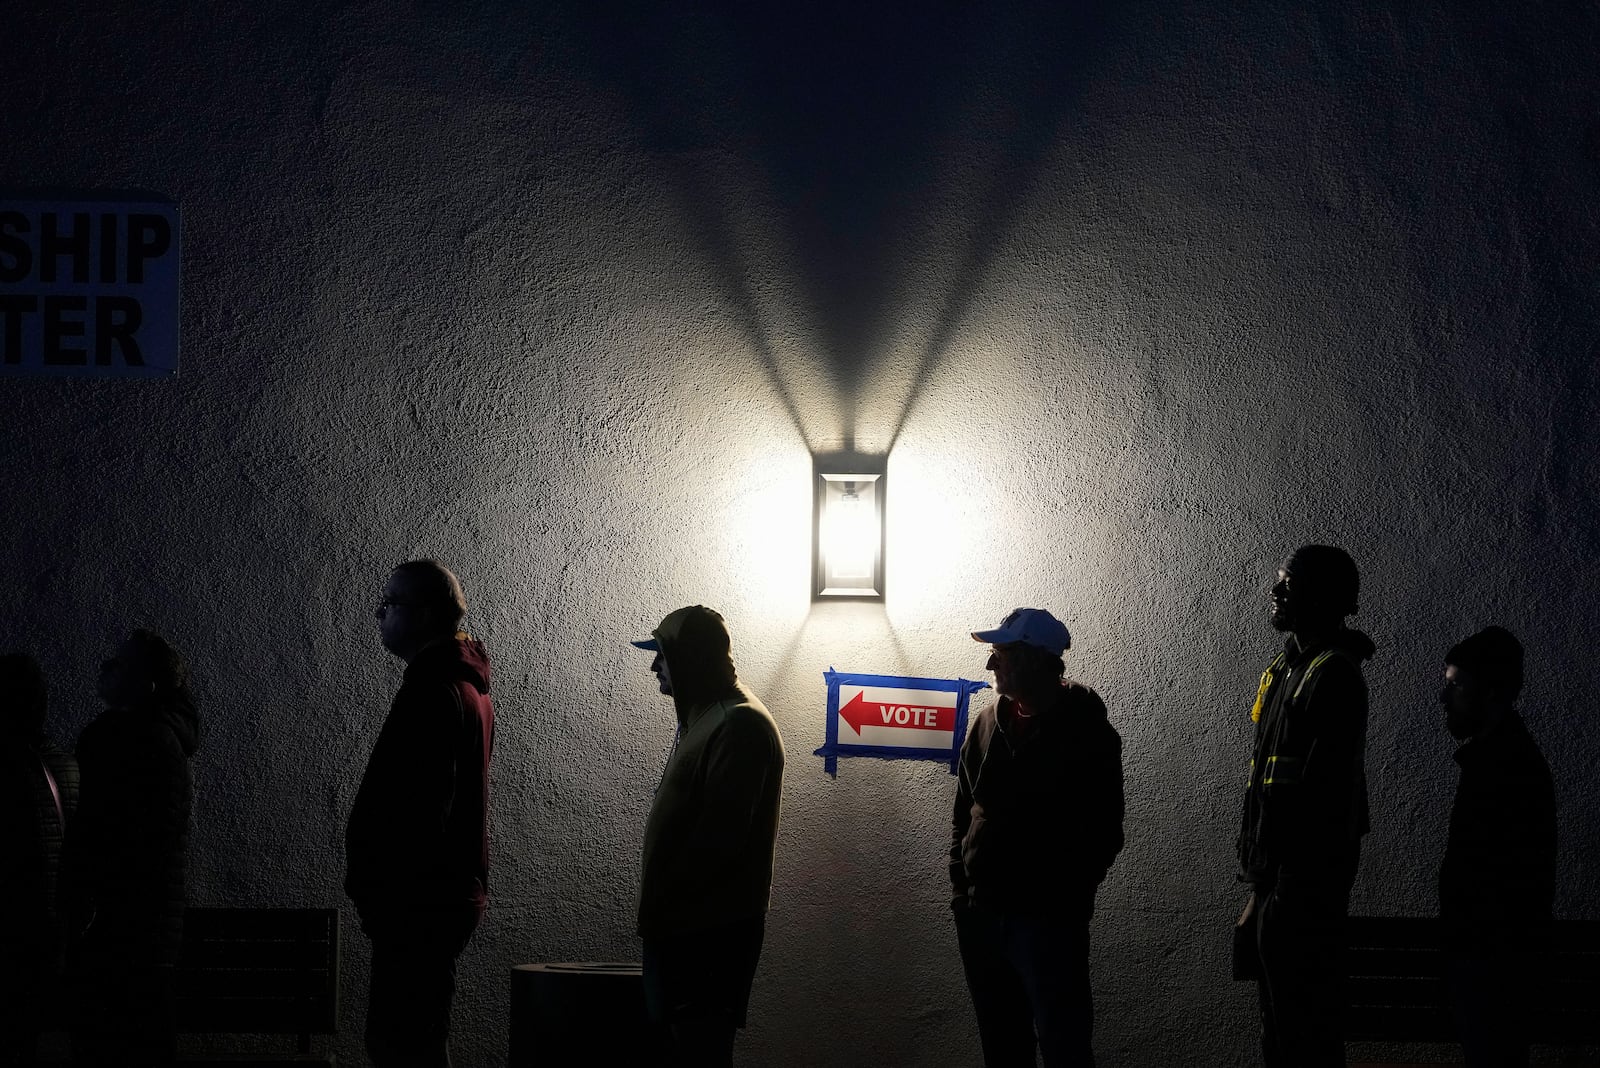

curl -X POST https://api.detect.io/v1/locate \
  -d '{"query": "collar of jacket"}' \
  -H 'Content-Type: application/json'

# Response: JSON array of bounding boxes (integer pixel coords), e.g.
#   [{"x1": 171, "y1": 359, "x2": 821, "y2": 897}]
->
[
  {"x1": 678, "y1": 682, "x2": 754, "y2": 732},
  {"x1": 1454, "y1": 710, "x2": 1528, "y2": 766},
  {"x1": 995, "y1": 684, "x2": 1076, "y2": 740},
  {"x1": 1281, "y1": 626, "x2": 1376, "y2": 668}
]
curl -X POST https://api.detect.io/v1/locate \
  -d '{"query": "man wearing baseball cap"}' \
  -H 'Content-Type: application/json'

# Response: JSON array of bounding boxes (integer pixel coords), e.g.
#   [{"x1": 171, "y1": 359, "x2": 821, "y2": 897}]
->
[
  {"x1": 951, "y1": 608, "x2": 1125, "y2": 1067},
  {"x1": 632, "y1": 606, "x2": 785, "y2": 1067}
]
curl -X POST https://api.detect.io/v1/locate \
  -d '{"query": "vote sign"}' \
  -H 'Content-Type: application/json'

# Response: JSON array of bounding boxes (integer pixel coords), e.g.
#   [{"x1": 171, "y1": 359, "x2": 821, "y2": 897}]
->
[
  {"x1": 1, "y1": 191, "x2": 181, "y2": 377},
  {"x1": 815, "y1": 668, "x2": 990, "y2": 777}
]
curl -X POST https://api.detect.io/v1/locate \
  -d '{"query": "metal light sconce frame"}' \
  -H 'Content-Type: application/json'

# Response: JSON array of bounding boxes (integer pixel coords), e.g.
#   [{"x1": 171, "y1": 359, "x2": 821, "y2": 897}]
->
[{"x1": 813, "y1": 453, "x2": 886, "y2": 600}]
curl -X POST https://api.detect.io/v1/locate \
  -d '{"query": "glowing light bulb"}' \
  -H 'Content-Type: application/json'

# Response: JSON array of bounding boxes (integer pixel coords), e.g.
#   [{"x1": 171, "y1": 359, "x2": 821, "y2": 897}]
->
[
  {"x1": 823, "y1": 485, "x2": 874, "y2": 579},
  {"x1": 815, "y1": 469, "x2": 884, "y2": 598}
]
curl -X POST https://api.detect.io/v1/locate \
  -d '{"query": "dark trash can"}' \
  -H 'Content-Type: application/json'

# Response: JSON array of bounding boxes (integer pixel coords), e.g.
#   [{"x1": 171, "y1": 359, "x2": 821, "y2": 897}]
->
[{"x1": 509, "y1": 962, "x2": 654, "y2": 1067}]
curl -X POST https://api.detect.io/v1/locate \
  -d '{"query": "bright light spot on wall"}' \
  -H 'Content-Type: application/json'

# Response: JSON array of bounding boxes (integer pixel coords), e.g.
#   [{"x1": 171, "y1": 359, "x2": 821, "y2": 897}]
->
[
  {"x1": 815, "y1": 469, "x2": 884, "y2": 599},
  {"x1": 881, "y1": 443, "x2": 992, "y2": 628},
  {"x1": 717, "y1": 447, "x2": 814, "y2": 620}
]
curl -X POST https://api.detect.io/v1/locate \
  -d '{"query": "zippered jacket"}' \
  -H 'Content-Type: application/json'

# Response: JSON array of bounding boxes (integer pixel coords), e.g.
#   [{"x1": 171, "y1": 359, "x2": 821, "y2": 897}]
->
[
  {"x1": 1237, "y1": 629, "x2": 1375, "y2": 892},
  {"x1": 950, "y1": 680, "x2": 1125, "y2": 917},
  {"x1": 1439, "y1": 713, "x2": 1556, "y2": 953},
  {"x1": 0, "y1": 734, "x2": 79, "y2": 942}
]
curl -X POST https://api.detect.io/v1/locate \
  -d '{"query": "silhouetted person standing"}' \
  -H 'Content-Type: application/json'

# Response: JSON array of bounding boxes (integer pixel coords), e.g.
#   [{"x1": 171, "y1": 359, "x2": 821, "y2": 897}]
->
[
  {"x1": 1, "y1": 654, "x2": 80, "y2": 1067},
  {"x1": 1236, "y1": 546, "x2": 1373, "y2": 1067},
  {"x1": 347, "y1": 560, "x2": 494, "y2": 1068},
  {"x1": 952, "y1": 608, "x2": 1125, "y2": 1068},
  {"x1": 1439, "y1": 627, "x2": 1556, "y2": 1068},
  {"x1": 64, "y1": 630, "x2": 199, "y2": 1067},
  {"x1": 633, "y1": 605, "x2": 784, "y2": 1068}
]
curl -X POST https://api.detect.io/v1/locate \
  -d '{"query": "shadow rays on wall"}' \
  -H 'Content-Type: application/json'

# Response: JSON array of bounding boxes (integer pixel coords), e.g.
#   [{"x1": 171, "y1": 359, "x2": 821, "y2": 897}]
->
[
  {"x1": 880, "y1": 7, "x2": 1112, "y2": 455},
  {"x1": 560, "y1": 2, "x2": 1113, "y2": 458},
  {"x1": 662, "y1": 155, "x2": 825, "y2": 456}
]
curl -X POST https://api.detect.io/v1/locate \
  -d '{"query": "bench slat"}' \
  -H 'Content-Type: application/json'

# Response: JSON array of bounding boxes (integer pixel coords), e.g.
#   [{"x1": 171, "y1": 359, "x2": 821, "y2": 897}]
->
[
  {"x1": 176, "y1": 996, "x2": 338, "y2": 1034},
  {"x1": 1347, "y1": 948, "x2": 1450, "y2": 979},
  {"x1": 174, "y1": 908, "x2": 340, "y2": 1039},
  {"x1": 176, "y1": 968, "x2": 335, "y2": 999},
  {"x1": 1347, "y1": 974, "x2": 1451, "y2": 1006},
  {"x1": 182, "y1": 909, "x2": 336, "y2": 940},
  {"x1": 181, "y1": 940, "x2": 334, "y2": 970},
  {"x1": 1343, "y1": 916, "x2": 1600, "y2": 1047},
  {"x1": 1347, "y1": 1004, "x2": 1456, "y2": 1042}
]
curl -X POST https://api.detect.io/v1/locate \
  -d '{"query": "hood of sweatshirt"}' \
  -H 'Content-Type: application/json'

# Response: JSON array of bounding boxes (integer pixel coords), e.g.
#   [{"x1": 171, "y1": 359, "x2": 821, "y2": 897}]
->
[
  {"x1": 405, "y1": 634, "x2": 492, "y2": 696},
  {"x1": 647, "y1": 605, "x2": 739, "y2": 726},
  {"x1": 1332, "y1": 627, "x2": 1377, "y2": 663},
  {"x1": 102, "y1": 690, "x2": 200, "y2": 756}
]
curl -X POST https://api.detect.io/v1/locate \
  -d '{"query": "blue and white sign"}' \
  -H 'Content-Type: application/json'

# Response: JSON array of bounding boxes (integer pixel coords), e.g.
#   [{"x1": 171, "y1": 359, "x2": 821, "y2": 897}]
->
[
  {"x1": 814, "y1": 668, "x2": 989, "y2": 777},
  {"x1": 0, "y1": 191, "x2": 180, "y2": 377}
]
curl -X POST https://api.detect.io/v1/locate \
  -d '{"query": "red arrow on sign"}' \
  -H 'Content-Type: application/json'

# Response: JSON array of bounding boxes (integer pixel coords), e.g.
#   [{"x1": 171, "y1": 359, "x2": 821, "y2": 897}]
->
[{"x1": 839, "y1": 691, "x2": 952, "y2": 735}]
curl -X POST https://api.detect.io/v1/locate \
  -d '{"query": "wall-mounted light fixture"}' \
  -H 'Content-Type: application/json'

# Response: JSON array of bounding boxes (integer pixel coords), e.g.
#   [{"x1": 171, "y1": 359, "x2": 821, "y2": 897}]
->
[{"x1": 814, "y1": 455, "x2": 885, "y2": 599}]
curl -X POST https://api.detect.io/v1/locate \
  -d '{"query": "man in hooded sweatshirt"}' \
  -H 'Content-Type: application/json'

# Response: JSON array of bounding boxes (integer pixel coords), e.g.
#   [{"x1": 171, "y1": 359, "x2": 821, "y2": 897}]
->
[
  {"x1": 347, "y1": 560, "x2": 494, "y2": 1068},
  {"x1": 633, "y1": 605, "x2": 784, "y2": 1068},
  {"x1": 1235, "y1": 545, "x2": 1375, "y2": 1067}
]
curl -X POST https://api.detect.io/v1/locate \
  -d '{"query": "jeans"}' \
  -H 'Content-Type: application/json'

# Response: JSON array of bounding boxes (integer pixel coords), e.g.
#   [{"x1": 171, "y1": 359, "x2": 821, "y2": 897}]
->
[
  {"x1": 642, "y1": 917, "x2": 766, "y2": 1068},
  {"x1": 69, "y1": 957, "x2": 176, "y2": 1067},
  {"x1": 362, "y1": 907, "x2": 479, "y2": 1068},
  {"x1": 1254, "y1": 879, "x2": 1351, "y2": 1068},
  {"x1": 954, "y1": 903, "x2": 1095, "y2": 1068},
  {"x1": 1448, "y1": 948, "x2": 1533, "y2": 1068},
  {"x1": 1, "y1": 932, "x2": 59, "y2": 1067}
]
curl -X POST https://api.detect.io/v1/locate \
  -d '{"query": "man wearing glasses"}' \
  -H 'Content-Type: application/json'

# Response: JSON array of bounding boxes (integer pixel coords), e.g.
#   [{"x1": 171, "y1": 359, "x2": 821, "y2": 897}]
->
[
  {"x1": 951, "y1": 608, "x2": 1125, "y2": 1067},
  {"x1": 347, "y1": 560, "x2": 495, "y2": 1067}
]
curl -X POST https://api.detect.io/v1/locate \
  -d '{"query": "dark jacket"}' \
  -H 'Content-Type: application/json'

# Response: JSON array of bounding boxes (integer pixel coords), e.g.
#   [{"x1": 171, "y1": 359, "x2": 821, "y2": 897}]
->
[
  {"x1": 1238, "y1": 628, "x2": 1374, "y2": 894},
  {"x1": 0, "y1": 733, "x2": 80, "y2": 945},
  {"x1": 950, "y1": 680, "x2": 1125, "y2": 917},
  {"x1": 638, "y1": 606, "x2": 785, "y2": 940},
  {"x1": 1439, "y1": 713, "x2": 1556, "y2": 953},
  {"x1": 346, "y1": 635, "x2": 495, "y2": 919},
  {"x1": 64, "y1": 696, "x2": 199, "y2": 967}
]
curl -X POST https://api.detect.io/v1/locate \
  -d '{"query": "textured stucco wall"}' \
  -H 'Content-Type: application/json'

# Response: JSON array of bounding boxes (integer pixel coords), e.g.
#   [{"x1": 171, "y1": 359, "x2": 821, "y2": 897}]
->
[{"x1": 3, "y1": 2, "x2": 1597, "y2": 1064}]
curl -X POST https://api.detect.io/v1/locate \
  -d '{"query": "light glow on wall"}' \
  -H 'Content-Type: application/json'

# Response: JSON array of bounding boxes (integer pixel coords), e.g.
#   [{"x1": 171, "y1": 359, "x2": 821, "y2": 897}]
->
[{"x1": 881, "y1": 446, "x2": 981, "y2": 621}]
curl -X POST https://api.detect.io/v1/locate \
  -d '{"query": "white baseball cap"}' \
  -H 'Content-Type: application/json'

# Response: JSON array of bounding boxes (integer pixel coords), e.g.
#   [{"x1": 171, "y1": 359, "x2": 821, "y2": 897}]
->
[{"x1": 971, "y1": 608, "x2": 1072, "y2": 656}]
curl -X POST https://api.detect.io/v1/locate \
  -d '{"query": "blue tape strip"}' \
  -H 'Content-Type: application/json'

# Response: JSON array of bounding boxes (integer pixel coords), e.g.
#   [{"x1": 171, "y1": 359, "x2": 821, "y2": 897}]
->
[
  {"x1": 814, "y1": 668, "x2": 990, "y2": 778},
  {"x1": 823, "y1": 669, "x2": 970, "y2": 692}
]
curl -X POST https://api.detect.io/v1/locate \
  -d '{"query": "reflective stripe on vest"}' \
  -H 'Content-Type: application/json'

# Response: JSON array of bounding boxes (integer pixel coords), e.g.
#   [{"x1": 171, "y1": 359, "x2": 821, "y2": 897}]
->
[
  {"x1": 1293, "y1": 649, "x2": 1346, "y2": 701},
  {"x1": 1249, "y1": 653, "x2": 1286, "y2": 723},
  {"x1": 1247, "y1": 648, "x2": 1351, "y2": 784},
  {"x1": 1261, "y1": 754, "x2": 1302, "y2": 785}
]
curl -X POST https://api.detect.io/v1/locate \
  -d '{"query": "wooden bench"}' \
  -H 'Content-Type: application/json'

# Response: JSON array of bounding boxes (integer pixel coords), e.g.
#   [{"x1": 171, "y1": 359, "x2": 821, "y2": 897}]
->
[
  {"x1": 173, "y1": 906, "x2": 340, "y2": 1066},
  {"x1": 1346, "y1": 915, "x2": 1600, "y2": 1066},
  {"x1": 38, "y1": 906, "x2": 340, "y2": 1066}
]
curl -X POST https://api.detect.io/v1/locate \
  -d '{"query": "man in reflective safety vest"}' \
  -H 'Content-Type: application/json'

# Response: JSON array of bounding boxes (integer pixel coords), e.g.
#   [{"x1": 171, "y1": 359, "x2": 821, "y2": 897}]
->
[{"x1": 1235, "y1": 545, "x2": 1374, "y2": 1068}]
